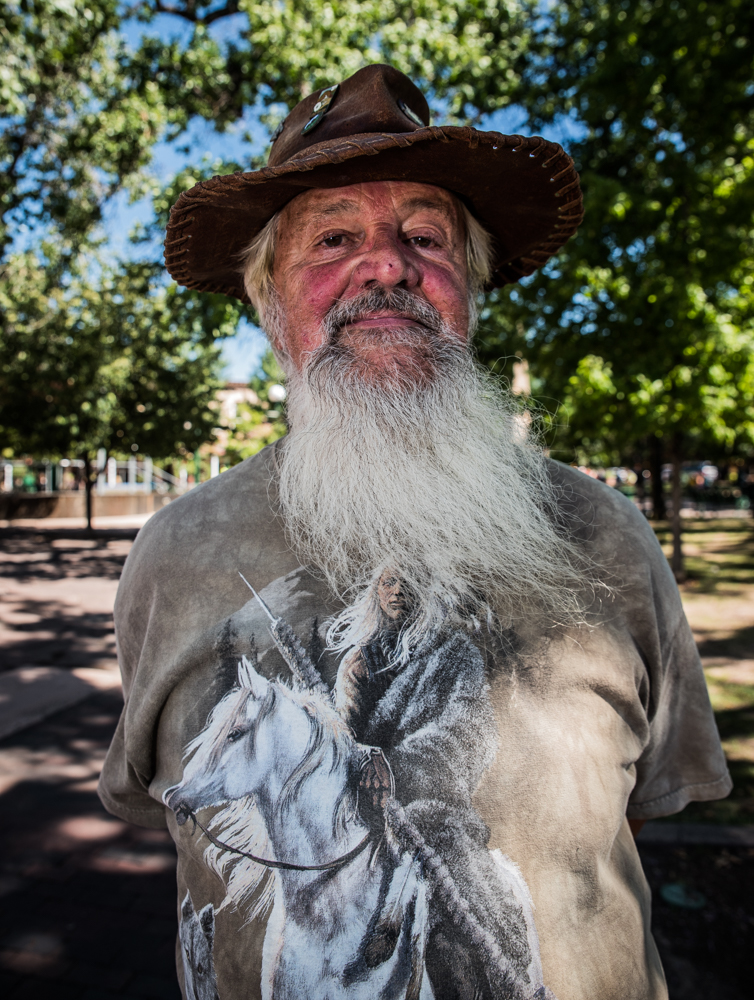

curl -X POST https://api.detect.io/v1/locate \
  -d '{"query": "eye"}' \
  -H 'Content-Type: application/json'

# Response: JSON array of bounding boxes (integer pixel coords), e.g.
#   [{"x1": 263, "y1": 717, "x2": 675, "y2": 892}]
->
[
  {"x1": 227, "y1": 727, "x2": 246, "y2": 743},
  {"x1": 197, "y1": 963, "x2": 205, "y2": 974},
  {"x1": 321, "y1": 233, "x2": 346, "y2": 247},
  {"x1": 406, "y1": 235, "x2": 434, "y2": 248}
]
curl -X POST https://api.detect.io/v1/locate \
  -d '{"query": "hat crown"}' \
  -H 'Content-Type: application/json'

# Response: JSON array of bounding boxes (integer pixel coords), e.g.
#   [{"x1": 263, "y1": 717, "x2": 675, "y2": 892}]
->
[{"x1": 267, "y1": 64, "x2": 430, "y2": 168}]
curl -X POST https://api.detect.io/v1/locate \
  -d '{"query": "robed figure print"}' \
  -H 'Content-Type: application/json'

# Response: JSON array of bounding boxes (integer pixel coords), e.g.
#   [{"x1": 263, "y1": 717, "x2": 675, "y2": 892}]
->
[{"x1": 164, "y1": 570, "x2": 557, "y2": 1000}]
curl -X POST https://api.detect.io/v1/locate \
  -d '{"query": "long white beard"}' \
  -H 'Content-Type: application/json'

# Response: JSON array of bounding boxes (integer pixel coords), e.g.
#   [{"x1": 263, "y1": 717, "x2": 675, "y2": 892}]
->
[{"x1": 271, "y1": 294, "x2": 594, "y2": 660}]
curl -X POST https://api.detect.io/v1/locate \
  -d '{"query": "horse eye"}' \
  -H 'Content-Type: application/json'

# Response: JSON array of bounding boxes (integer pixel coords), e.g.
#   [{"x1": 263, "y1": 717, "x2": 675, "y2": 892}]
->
[
  {"x1": 197, "y1": 963, "x2": 204, "y2": 974},
  {"x1": 227, "y1": 727, "x2": 245, "y2": 743}
]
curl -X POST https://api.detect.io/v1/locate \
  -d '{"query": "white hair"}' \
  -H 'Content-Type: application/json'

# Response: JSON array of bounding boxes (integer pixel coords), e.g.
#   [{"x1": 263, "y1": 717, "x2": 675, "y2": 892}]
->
[
  {"x1": 240, "y1": 197, "x2": 494, "y2": 331},
  {"x1": 273, "y1": 306, "x2": 599, "y2": 663}
]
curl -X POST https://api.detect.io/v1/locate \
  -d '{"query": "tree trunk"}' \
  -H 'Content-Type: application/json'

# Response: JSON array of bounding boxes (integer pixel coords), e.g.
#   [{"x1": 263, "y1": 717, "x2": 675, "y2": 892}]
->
[
  {"x1": 670, "y1": 435, "x2": 685, "y2": 582},
  {"x1": 83, "y1": 453, "x2": 94, "y2": 532},
  {"x1": 649, "y1": 436, "x2": 666, "y2": 520}
]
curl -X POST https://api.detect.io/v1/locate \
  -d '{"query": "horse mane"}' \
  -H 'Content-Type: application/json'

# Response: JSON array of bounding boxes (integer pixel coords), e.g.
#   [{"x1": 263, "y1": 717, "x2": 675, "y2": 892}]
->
[
  {"x1": 203, "y1": 795, "x2": 276, "y2": 920},
  {"x1": 278, "y1": 683, "x2": 357, "y2": 839}
]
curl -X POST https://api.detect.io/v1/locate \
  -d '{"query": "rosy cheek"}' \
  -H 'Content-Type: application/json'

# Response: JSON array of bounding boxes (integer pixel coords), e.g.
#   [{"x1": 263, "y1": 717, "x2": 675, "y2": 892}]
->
[
  {"x1": 304, "y1": 267, "x2": 349, "y2": 317},
  {"x1": 422, "y1": 269, "x2": 469, "y2": 335}
]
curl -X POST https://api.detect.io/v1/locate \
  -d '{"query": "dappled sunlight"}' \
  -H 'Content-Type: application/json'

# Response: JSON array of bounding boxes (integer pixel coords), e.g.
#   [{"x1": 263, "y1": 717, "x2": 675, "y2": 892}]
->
[
  {"x1": 0, "y1": 532, "x2": 131, "y2": 671},
  {"x1": 0, "y1": 687, "x2": 179, "y2": 995}
]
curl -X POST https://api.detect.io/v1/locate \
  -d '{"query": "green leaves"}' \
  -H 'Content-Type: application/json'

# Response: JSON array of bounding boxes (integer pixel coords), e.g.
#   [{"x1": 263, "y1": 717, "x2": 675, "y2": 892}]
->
[
  {"x1": 1, "y1": 0, "x2": 169, "y2": 253},
  {"x1": 220, "y1": 349, "x2": 288, "y2": 465},
  {"x1": 0, "y1": 248, "x2": 227, "y2": 461},
  {"x1": 479, "y1": 0, "x2": 754, "y2": 466}
]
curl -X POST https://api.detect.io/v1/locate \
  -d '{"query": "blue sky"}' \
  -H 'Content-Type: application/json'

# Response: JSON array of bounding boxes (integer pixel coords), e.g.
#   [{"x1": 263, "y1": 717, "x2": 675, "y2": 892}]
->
[{"x1": 111, "y1": 12, "x2": 584, "y2": 382}]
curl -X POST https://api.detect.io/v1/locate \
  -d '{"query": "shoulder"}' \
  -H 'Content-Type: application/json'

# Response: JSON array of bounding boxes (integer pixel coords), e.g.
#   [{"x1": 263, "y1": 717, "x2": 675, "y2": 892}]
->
[
  {"x1": 546, "y1": 459, "x2": 663, "y2": 561},
  {"x1": 130, "y1": 444, "x2": 280, "y2": 558},
  {"x1": 545, "y1": 459, "x2": 684, "y2": 636},
  {"x1": 121, "y1": 443, "x2": 282, "y2": 578},
  {"x1": 113, "y1": 443, "x2": 297, "y2": 661}
]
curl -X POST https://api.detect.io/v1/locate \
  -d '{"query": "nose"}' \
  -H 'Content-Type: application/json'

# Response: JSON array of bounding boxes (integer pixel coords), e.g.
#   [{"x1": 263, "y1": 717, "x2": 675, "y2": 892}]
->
[
  {"x1": 350, "y1": 227, "x2": 420, "y2": 291},
  {"x1": 164, "y1": 786, "x2": 192, "y2": 825}
]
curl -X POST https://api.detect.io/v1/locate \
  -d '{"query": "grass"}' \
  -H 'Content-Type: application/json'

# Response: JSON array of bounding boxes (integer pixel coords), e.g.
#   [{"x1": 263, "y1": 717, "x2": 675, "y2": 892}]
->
[{"x1": 652, "y1": 515, "x2": 754, "y2": 825}]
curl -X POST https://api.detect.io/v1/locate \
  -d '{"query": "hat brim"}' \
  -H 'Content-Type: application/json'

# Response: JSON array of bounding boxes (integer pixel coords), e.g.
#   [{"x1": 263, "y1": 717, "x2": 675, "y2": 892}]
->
[{"x1": 164, "y1": 125, "x2": 583, "y2": 305}]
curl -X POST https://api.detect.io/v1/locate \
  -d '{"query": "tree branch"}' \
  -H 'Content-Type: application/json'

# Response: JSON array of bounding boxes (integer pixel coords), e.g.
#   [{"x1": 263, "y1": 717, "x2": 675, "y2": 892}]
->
[
  {"x1": 204, "y1": 1, "x2": 240, "y2": 25},
  {"x1": 151, "y1": 0, "x2": 240, "y2": 25}
]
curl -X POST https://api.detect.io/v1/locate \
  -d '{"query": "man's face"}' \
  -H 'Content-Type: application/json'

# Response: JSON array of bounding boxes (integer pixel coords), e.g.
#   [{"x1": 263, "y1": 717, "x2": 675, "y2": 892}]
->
[
  {"x1": 271, "y1": 180, "x2": 470, "y2": 376},
  {"x1": 377, "y1": 572, "x2": 406, "y2": 621}
]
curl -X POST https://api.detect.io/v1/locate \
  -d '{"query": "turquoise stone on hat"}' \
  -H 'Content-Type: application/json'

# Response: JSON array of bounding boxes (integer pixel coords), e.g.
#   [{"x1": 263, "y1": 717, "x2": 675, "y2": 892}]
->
[
  {"x1": 302, "y1": 84, "x2": 340, "y2": 134},
  {"x1": 301, "y1": 112, "x2": 325, "y2": 135}
]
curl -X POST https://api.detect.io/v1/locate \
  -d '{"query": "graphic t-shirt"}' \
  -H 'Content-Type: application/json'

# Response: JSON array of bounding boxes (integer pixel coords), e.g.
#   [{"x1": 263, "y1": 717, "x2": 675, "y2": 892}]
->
[{"x1": 99, "y1": 445, "x2": 731, "y2": 1000}]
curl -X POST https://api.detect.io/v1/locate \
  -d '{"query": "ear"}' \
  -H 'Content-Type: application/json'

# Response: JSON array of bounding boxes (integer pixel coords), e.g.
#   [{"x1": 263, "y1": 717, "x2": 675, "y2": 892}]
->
[
  {"x1": 181, "y1": 892, "x2": 194, "y2": 921},
  {"x1": 199, "y1": 904, "x2": 215, "y2": 947},
  {"x1": 237, "y1": 655, "x2": 269, "y2": 700}
]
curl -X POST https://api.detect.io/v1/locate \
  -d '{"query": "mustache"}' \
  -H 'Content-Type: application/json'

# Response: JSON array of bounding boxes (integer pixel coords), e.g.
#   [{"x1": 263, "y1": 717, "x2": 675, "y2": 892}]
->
[{"x1": 322, "y1": 287, "x2": 445, "y2": 340}]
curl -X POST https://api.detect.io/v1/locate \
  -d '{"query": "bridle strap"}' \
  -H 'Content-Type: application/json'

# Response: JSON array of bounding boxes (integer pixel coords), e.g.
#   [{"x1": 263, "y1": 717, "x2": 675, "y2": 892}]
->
[{"x1": 187, "y1": 811, "x2": 372, "y2": 872}]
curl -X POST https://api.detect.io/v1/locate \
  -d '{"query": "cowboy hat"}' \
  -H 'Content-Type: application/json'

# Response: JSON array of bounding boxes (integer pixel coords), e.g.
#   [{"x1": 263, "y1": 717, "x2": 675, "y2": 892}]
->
[{"x1": 164, "y1": 64, "x2": 583, "y2": 304}]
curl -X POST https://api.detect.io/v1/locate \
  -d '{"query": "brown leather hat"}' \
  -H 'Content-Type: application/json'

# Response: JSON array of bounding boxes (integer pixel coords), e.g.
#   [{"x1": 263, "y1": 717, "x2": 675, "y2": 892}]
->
[{"x1": 164, "y1": 64, "x2": 583, "y2": 304}]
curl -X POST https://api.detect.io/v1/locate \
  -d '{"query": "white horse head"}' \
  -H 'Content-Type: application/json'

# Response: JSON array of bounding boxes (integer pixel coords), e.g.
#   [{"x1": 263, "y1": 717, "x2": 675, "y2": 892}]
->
[
  {"x1": 167, "y1": 656, "x2": 354, "y2": 814},
  {"x1": 164, "y1": 657, "x2": 361, "y2": 909}
]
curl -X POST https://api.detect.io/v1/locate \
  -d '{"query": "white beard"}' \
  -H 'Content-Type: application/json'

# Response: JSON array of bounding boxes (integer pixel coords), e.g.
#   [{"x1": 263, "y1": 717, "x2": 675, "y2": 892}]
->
[{"x1": 269, "y1": 293, "x2": 594, "y2": 660}]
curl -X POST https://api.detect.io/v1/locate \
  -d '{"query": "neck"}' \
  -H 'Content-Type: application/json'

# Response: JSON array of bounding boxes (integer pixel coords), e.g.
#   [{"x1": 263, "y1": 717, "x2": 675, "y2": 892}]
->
[{"x1": 262, "y1": 745, "x2": 367, "y2": 869}]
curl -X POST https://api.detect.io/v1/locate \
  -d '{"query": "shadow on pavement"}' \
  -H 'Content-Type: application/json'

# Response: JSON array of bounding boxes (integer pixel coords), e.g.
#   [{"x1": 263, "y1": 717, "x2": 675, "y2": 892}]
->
[
  {"x1": 0, "y1": 690, "x2": 180, "y2": 1000},
  {"x1": 0, "y1": 533, "x2": 133, "y2": 673}
]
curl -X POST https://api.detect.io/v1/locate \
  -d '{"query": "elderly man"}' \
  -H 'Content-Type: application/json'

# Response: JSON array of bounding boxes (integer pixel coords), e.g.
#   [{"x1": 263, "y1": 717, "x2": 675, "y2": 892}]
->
[{"x1": 100, "y1": 65, "x2": 731, "y2": 1000}]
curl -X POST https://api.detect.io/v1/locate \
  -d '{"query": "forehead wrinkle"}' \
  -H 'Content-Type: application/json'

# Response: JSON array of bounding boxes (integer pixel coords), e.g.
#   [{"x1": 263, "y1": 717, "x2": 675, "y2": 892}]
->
[
  {"x1": 303, "y1": 198, "x2": 363, "y2": 222},
  {"x1": 295, "y1": 191, "x2": 459, "y2": 228},
  {"x1": 400, "y1": 195, "x2": 457, "y2": 218}
]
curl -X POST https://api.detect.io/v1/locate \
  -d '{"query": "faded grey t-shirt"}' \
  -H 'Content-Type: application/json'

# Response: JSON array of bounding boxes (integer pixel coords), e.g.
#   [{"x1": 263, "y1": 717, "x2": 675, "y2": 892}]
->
[{"x1": 99, "y1": 446, "x2": 731, "y2": 1000}]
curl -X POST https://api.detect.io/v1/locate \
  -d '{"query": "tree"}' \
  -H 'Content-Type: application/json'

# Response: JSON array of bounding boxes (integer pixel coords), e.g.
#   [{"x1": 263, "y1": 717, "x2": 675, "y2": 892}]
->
[
  {"x1": 477, "y1": 0, "x2": 754, "y2": 577},
  {"x1": 132, "y1": 0, "x2": 535, "y2": 120},
  {"x1": 5, "y1": 0, "x2": 752, "y2": 570},
  {"x1": 2, "y1": 0, "x2": 537, "y2": 255},
  {"x1": 1, "y1": 0, "x2": 185, "y2": 255},
  {"x1": 0, "y1": 246, "x2": 234, "y2": 526}
]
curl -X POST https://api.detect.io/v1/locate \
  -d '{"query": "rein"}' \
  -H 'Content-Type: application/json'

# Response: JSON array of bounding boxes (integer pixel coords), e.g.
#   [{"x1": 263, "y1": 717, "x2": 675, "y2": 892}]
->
[{"x1": 182, "y1": 809, "x2": 372, "y2": 873}]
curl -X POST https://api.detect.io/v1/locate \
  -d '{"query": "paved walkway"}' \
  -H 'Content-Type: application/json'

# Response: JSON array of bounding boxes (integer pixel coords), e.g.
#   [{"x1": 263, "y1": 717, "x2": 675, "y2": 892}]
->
[
  {"x1": 0, "y1": 514, "x2": 156, "y2": 531},
  {"x1": 0, "y1": 527, "x2": 136, "y2": 673},
  {"x1": 0, "y1": 525, "x2": 179, "y2": 998},
  {"x1": 0, "y1": 688, "x2": 179, "y2": 1000}
]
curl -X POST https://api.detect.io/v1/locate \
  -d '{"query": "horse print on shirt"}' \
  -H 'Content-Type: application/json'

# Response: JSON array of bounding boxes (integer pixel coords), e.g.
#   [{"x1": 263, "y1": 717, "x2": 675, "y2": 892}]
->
[{"x1": 165, "y1": 571, "x2": 557, "y2": 1000}]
